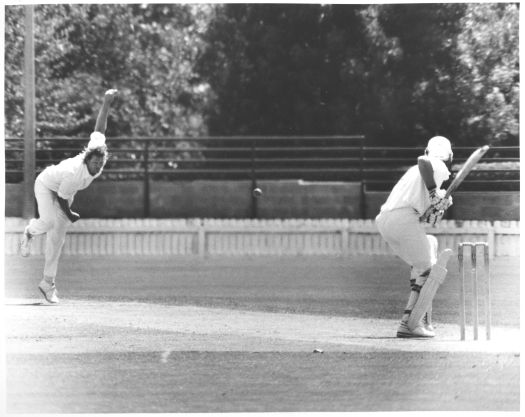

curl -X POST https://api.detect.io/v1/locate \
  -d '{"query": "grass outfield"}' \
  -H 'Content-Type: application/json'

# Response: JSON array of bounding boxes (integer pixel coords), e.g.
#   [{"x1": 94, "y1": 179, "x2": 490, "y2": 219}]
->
[
  {"x1": 5, "y1": 254, "x2": 520, "y2": 326},
  {"x1": 4, "y1": 254, "x2": 521, "y2": 412},
  {"x1": 7, "y1": 351, "x2": 519, "y2": 413}
]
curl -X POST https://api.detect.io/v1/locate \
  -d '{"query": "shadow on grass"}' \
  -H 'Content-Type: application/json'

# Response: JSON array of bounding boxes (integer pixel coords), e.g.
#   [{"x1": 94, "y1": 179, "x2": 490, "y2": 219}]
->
[{"x1": 5, "y1": 301, "x2": 46, "y2": 306}]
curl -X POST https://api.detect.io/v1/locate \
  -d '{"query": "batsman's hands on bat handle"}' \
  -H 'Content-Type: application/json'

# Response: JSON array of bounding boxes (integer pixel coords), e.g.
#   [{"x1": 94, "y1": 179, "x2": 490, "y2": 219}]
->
[
  {"x1": 424, "y1": 208, "x2": 445, "y2": 227},
  {"x1": 428, "y1": 188, "x2": 453, "y2": 210},
  {"x1": 69, "y1": 211, "x2": 81, "y2": 223},
  {"x1": 421, "y1": 188, "x2": 452, "y2": 226},
  {"x1": 428, "y1": 187, "x2": 445, "y2": 203},
  {"x1": 421, "y1": 196, "x2": 452, "y2": 226}
]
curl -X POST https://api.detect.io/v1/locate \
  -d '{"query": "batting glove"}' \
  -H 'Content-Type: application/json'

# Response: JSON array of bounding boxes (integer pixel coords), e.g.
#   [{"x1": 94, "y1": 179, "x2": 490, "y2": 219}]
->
[
  {"x1": 424, "y1": 208, "x2": 445, "y2": 227},
  {"x1": 428, "y1": 188, "x2": 453, "y2": 211}
]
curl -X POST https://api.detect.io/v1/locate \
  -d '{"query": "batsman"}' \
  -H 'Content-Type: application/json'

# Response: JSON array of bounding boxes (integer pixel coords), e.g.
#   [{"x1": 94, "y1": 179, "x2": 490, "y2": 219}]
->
[{"x1": 375, "y1": 136, "x2": 454, "y2": 338}]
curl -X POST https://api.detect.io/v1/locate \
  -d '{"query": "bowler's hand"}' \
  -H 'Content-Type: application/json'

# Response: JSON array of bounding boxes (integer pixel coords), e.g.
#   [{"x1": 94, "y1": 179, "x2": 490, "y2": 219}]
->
[{"x1": 104, "y1": 89, "x2": 118, "y2": 104}]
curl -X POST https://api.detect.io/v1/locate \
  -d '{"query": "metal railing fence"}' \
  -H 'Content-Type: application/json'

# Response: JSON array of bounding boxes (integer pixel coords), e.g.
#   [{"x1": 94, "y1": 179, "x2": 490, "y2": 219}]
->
[{"x1": 5, "y1": 136, "x2": 520, "y2": 192}]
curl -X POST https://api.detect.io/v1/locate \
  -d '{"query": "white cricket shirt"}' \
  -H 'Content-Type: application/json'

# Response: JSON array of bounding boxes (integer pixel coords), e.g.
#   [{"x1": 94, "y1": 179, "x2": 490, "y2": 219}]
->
[
  {"x1": 37, "y1": 153, "x2": 102, "y2": 200},
  {"x1": 379, "y1": 157, "x2": 450, "y2": 216}
]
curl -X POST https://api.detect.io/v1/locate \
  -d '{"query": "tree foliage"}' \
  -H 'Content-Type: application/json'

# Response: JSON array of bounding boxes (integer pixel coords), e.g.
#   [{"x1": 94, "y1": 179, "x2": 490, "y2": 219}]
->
[
  {"x1": 197, "y1": 4, "x2": 371, "y2": 135},
  {"x1": 4, "y1": 3, "x2": 519, "y2": 146},
  {"x1": 356, "y1": 3, "x2": 469, "y2": 145},
  {"x1": 5, "y1": 4, "x2": 213, "y2": 138},
  {"x1": 455, "y1": 3, "x2": 519, "y2": 145}
]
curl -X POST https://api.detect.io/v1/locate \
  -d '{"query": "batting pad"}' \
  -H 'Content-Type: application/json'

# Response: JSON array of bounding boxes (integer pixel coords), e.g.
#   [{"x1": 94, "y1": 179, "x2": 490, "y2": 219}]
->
[{"x1": 407, "y1": 249, "x2": 453, "y2": 331}]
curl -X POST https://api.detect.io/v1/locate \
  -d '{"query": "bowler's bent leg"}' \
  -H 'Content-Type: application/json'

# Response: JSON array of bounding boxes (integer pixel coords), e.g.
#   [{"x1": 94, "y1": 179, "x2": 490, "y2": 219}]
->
[
  {"x1": 21, "y1": 180, "x2": 56, "y2": 256},
  {"x1": 39, "y1": 206, "x2": 70, "y2": 303},
  {"x1": 43, "y1": 207, "x2": 70, "y2": 283},
  {"x1": 27, "y1": 180, "x2": 57, "y2": 236}
]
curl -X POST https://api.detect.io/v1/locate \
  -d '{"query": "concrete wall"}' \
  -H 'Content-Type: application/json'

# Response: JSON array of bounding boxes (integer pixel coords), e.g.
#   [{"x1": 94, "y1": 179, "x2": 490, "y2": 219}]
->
[
  {"x1": 365, "y1": 191, "x2": 520, "y2": 221},
  {"x1": 73, "y1": 181, "x2": 145, "y2": 218},
  {"x1": 450, "y1": 192, "x2": 520, "y2": 221},
  {"x1": 5, "y1": 180, "x2": 520, "y2": 220},
  {"x1": 5, "y1": 184, "x2": 24, "y2": 217},
  {"x1": 150, "y1": 181, "x2": 253, "y2": 218},
  {"x1": 256, "y1": 180, "x2": 361, "y2": 219}
]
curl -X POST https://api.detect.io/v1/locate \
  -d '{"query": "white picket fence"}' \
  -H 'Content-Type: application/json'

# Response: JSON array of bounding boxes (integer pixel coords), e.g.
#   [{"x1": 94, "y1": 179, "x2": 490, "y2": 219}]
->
[{"x1": 4, "y1": 217, "x2": 520, "y2": 257}]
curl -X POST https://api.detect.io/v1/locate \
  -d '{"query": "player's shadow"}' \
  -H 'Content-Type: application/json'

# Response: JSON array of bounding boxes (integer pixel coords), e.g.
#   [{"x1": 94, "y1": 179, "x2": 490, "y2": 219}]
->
[
  {"x1": 362, "y1": 336, "x2": 432, "y2": 340},
  {"x1": 361, "y1": 336, "x2": 399, "y2": 340},
  {"x1": 5, "y1": 301, "x2": 46, "y2": 306}
]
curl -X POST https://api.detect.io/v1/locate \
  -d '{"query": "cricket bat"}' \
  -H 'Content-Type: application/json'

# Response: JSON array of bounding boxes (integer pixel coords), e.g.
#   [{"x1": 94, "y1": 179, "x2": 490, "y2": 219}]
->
[{"x1": 421, "y1": 145, "x2": 490, "y2": 220}]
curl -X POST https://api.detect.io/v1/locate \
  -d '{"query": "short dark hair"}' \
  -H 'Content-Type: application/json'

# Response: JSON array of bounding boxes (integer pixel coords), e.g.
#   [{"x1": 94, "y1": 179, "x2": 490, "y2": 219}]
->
[{"x1": 83, "y1": 145, "x2": 109, "y2": 166}]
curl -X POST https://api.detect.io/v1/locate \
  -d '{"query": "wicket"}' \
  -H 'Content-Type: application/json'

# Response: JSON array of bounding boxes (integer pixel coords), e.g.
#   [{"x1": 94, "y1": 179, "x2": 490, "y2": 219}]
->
[{"x1": 458, "y1": 242, "x2": 491, "y2": 341}]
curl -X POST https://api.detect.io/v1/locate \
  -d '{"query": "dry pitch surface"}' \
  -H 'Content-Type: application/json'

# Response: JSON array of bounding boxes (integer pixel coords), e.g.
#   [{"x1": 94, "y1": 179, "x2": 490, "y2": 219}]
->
[{"x1": 4, "y1": 254, "x2": 520, "y2": 412}]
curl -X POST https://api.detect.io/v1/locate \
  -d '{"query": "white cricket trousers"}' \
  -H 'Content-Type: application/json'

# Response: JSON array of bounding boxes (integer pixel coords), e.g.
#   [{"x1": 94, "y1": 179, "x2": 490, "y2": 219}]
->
[
  {"x1": 375, "y1": 207, "x2": 437, "y2": 279},
  {"x1": 26, "y1": 179, "x2": 73, "y2": 280}
]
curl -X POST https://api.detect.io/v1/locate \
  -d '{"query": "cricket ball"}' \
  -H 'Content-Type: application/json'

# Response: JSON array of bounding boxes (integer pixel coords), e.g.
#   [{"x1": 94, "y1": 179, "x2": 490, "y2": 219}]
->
[{"x1": 252, "y1": 187, "x2": 263, "y2": 198}]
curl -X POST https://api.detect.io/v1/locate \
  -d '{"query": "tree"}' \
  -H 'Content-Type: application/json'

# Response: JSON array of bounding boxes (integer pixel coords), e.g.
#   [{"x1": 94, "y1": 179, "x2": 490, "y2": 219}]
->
[
  {"x1": 197, "y1": 3, "x2": 518, "y2": 147},
  {"x1": 357, "y1": 3, "x2": 469, "y2": 146},
  {"x1": 5, "y1": 3, "x2": 519, "y2": 148},
  {"x1": 455, "y1": 3, "x2": 519, "y2": 145},
  {"x1": 197, "y1": 3, "x2": 370, "y2": 135},
  {"x1": 5, "y1": 6, "x2": 28, "y2": 138},
  {"x1": 4, "y1": 4, "x2": 214, "y2": 138}
]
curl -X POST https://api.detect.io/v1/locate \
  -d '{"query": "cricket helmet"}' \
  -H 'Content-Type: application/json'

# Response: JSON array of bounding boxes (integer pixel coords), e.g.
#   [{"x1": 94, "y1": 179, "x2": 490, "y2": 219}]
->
[{"x1": 426, "y1": 136, "x2": 453, "y2": 162}]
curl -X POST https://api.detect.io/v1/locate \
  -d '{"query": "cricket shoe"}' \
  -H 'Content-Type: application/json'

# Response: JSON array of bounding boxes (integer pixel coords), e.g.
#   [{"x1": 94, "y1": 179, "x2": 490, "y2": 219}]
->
[
  {"x1": 38, "y1": 280, "x2": 60, "y2": 304},
  {"x1": 423, "y1": 312, "x2": 435, "y2": 333},
  {"x1": 20, "y1": 227, "x2": 34, "y2": 257},
  {"x1": 396, "y1": 321, "x2": 435, "y2": 338}
]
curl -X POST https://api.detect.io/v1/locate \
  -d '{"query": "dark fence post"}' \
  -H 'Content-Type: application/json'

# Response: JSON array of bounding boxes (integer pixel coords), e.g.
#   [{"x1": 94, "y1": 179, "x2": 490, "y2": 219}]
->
[
  {"x1": 143, "y1": 140, "x2": 150, "y2": 218},
  {"x1": 22, "y1": 5, "x2": 36, "y2": 219},
  {"x1": 250, "y1": 138, "x2": 258, "y2": 219},
  {"x1": 360, "y1": 138, "x2": 366, "y2": 219}
]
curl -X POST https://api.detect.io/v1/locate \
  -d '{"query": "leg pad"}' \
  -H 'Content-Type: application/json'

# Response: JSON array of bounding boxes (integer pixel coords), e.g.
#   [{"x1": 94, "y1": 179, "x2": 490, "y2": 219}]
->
[{"x1": 407, "y1": 249, "x2": 453, "y2": 331}]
